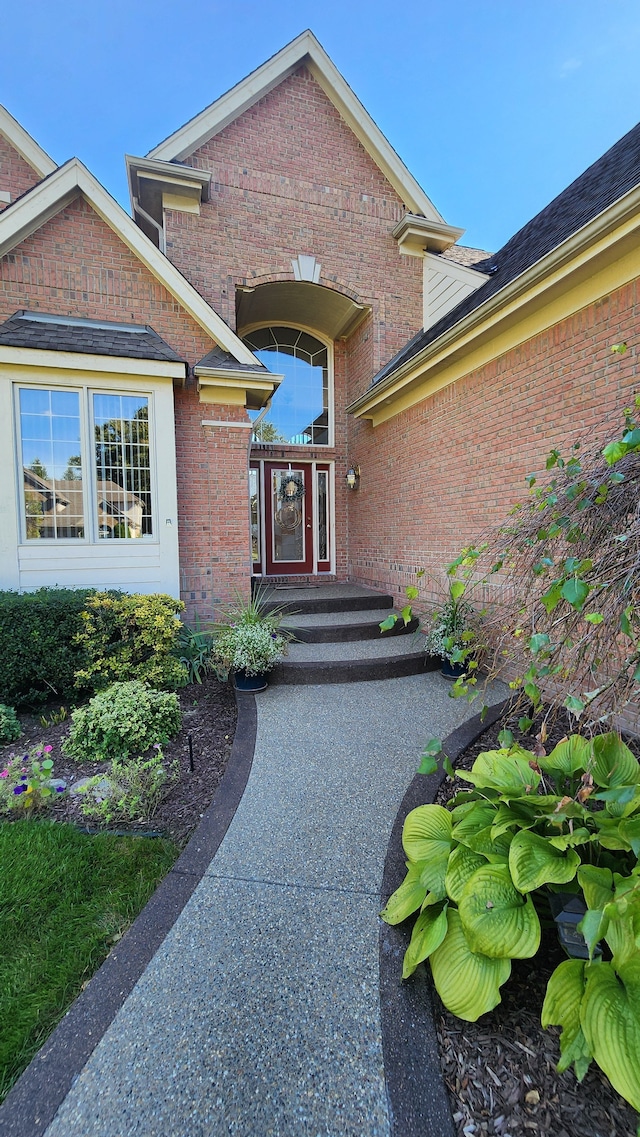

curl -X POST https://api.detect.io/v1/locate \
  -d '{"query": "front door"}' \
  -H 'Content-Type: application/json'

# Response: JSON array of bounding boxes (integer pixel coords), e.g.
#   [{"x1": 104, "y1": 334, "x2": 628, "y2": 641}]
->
[{"x1": 251, "y1": 461, "x2": 331, "y2": 576}]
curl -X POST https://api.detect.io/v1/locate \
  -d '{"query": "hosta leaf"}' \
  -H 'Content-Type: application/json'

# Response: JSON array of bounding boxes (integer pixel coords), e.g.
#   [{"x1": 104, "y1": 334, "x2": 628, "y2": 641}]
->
[
  {"x1": 579, "y1": 909, "x2": 608, "y2": 958},
  {"x1": 429, "y1": 908, "x2": 511, "y2": 1022},
  {"x1": 402, "y1": 804, "x2": 452, "y2": 861},
  {"x1": 541, "y1": 959, "x2": 592, "y2": 1078},
  {"x1": 380, "y1": 861, "x2": 428, "y2": 924},
  {"x1": 538, "y1": 736, "x2": 591, "y2": 778},
  {"x1": 581, "y1": 959, "x2": 640, "y2": 1111},
  {"x1": 592, "y1": 733, "x2": 640, "y2": 789},
  {"x1": 549, "y1": 827, "x2": 593, "y2": 851},
  {"x1": 458, "y1": 864, "x2": 541, "y2": 958},
  {"x1": 619, "y1": 818, "x2": 640, "y2": 857},
  {"x1": 509, "y1": 830, "x2": 580, "y2": 892},
  {"x1": 445, "y1": 845, "x2": 487, "y2": 903},
  {"x1": 402, "y1": 806, "x2": 453, "y2": 895},
  {"x1": 451, "y1": 802, "x2": 496, "y2": 841},
  {"x1": 462, "y1": 749, "x2": 541, "y2": 796},
  {"x1": 402, "y1": 903, "x2": 449, "y2": 979},
  {"x1": 465, "y1": 826, "x2": 512, "y2": 862},
  {"x1": 578, "y1": 865, "x2": 614, "y2": 910},
  {"x1": 491, "y1": 802, "x2": 537, "y2": 839},
  {"x1": 591, "y1": 815, "x2": 631, "y2": 851}
]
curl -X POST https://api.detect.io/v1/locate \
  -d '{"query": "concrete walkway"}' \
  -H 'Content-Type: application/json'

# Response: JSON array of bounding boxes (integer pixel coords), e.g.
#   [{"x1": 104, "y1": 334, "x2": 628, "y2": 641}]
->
[{"x1": 41, "y1": 674, "x2": 506, "y2": 1137}]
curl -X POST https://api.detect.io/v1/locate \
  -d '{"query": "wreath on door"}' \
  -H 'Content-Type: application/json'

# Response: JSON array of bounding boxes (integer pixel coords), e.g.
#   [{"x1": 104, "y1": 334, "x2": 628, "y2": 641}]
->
[{"x1": 278, "y1": 473, "x2": 305, "y2": 503}]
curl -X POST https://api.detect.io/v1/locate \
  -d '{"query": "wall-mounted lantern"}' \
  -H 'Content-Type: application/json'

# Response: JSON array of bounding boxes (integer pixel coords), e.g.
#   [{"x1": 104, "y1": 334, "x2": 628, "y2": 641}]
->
[{"x1": 345, "y1": 464, "x2": 361, "y2": 491}]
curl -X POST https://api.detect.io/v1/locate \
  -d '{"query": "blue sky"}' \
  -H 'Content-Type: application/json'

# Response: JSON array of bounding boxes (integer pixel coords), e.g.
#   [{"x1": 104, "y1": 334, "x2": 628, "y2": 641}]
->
[{"x1": 2, "y1": 1, "x2": 639, "y2": 252}]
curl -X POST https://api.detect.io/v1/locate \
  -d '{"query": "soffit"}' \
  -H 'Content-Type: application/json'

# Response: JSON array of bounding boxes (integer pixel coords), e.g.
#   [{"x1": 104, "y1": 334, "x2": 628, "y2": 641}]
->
[{"x1": 236, "y1": 281, "x2": 370, "y2": 341}]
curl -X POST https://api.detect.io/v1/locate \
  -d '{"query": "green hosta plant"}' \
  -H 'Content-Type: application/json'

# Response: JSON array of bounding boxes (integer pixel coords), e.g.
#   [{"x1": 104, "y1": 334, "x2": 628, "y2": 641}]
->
[{"x1": 381, "y1": 731, "x2": 640, "y2": 1116}]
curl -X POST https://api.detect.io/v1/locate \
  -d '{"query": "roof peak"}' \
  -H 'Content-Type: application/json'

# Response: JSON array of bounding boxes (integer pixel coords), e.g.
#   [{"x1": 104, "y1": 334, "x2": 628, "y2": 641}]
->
[{"x1": 145, "y1": 31, "x2": 445, "y2": 222}]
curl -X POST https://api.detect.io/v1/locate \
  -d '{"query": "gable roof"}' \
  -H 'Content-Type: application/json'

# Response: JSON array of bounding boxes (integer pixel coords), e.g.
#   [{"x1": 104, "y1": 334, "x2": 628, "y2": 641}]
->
[
  {"x1": 0, "y1": 158, "x2": 259, "y2": 367},
  {"x1": 0, "y1": 311, "x2": 185, "y2": 364},
  {"x1": 0, "y1": 105, "x2": 56, "y2": 179},
  {"x1": 146, "y1": 30, "x2": 444, "y2": 221},
  {"x1": 370, "y1": 118, "x2": 640, "y2": 388}
]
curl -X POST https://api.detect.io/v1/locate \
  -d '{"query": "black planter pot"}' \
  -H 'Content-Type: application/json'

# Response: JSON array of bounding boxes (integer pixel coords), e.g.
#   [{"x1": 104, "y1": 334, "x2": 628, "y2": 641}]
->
[
  {"x1": 440, "y1": 658, "x2": 466, "y2": 680},
  {"x1": 233, "y1": 669, "x2": 268, "y2": 692}
]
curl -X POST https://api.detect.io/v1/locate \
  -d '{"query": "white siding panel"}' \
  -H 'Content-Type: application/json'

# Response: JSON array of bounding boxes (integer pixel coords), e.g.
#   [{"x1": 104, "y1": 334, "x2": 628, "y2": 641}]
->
[{"x1": 423, "y1": 254, "x2": 490, "y2": 331}]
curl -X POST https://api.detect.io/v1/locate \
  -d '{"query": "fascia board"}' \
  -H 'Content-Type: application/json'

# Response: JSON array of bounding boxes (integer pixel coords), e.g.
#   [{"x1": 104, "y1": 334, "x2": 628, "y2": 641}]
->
[
  {"x1": 0, "y1": 345, "x2": 186, "y2": 379},
  {"x1": 0, "y1": 105, "x2": 56, "y2": 178},
  {"x1": 348, "y1": 182, "x2": 640, "y2": 419},
  {"x1": 146, "y1": 31, "x2": 443, "y2": 221},
  {"x1": 0, "y1": 159, "x2": 260, "y2": 368},
  {"x1": 196, "y1": 369, "x2": 283, "y2": 390},
  {"x1": 126, "y1": 154, "x2": 211, "y2": 200}
]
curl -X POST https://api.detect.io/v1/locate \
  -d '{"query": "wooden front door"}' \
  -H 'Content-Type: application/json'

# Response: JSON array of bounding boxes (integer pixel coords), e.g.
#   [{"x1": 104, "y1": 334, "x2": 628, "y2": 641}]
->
[{"x1": 251, "y1": 461, "x2": 331, "y2": 576}]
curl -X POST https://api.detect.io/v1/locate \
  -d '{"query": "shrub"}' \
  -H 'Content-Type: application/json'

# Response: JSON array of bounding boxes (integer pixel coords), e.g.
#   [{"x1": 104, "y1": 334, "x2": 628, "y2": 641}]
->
[
  {"x1": 74, "y1": 592, "x2": 187, "y2": 692},
  {"x1": 0, "y1": 745, "x2": 64, "y2": 813},
  {"x1": 0, "y1": 588, "x2": 94, "y2": 708},
  {"x1": 0, "y1": 705, "x2": 21, "y2": 744},
  {"x1": 78, "y1": 746, "x2": 178, "y2": 824},
  {"x1": 382, "y1": 731, "x2": 640, "y2": 1114},
  {"x1": 177, "y1": 617, "x2": 215, "y2": 684},
  {"x1": 63, "y1": 681, "x2": 182, "y2": 763}
]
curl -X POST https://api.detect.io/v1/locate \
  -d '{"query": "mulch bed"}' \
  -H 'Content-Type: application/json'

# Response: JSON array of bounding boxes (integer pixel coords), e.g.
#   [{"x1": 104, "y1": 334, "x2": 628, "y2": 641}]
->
[
  {"x1": 432, "y1": 713, "x2": 639, "y2": 1137},
  {"x1": 0, "y1": 678, "x2": 237, "y2": 846}
]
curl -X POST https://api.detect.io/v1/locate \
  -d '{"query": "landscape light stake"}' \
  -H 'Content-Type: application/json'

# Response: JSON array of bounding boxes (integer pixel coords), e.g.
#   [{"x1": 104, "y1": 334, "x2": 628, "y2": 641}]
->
[{"x1": 188, "y1": 734, "x2": 194, "y2": 773}]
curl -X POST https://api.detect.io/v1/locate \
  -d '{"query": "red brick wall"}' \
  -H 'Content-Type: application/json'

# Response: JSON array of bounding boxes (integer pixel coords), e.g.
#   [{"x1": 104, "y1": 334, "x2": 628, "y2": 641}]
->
[
  {"x1": 0, "y1": 136, "x2": 42, "y2": 211},
  {"x1": 347, "y1": 281, "x2": 640, "y2": 605},
  {"x1": 0, "y1": 193, "x2": 253, "y2": 614},
  {"x1": 161, "y1": 66, "x2": 423, "y2": 585}
]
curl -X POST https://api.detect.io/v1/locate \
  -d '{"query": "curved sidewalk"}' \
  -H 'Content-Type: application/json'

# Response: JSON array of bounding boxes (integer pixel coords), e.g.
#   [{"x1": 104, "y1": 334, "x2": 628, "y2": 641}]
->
[{"x1": 26, "y1": 674, "x2": 504, "y2": 1137}]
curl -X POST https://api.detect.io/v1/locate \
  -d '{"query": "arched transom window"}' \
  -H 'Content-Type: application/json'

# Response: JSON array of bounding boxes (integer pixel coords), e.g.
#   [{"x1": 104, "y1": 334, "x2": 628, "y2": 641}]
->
[{"x1": 243, "y1": 326, "x2": 330, "y2": 446}]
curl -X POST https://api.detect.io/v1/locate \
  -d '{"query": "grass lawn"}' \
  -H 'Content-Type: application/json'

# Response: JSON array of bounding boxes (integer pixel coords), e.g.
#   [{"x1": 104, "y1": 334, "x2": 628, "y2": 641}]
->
[{"x1": 0, "y1": 819, "x2": 178, "y2": 1102}]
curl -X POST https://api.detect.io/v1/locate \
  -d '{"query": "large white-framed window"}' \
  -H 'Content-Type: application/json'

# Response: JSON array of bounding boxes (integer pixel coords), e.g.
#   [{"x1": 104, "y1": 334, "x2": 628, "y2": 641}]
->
[
  {"x1": 16, "y1": 383, "x2": 156, "y2": 543},
  {"x1": 242, "y1": 325, "x2": 334, "y2": 446}
]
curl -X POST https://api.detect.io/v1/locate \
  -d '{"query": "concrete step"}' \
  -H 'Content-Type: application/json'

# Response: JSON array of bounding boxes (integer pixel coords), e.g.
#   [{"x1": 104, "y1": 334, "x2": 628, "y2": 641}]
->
[
  {"x1": 271, "y1": 633, "x2": 437, "y2": 685},
  {"x1": 261, "y1": 582, "x2": 393, "y2": 616},
  {"x1": 282, "y1": 608, "x2": 418, "y2": 643}
]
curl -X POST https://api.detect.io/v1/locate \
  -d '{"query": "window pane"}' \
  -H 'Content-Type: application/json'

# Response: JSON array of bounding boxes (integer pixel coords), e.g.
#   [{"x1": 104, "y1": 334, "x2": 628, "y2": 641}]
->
[
  {"x1": 93, "y1": 394, "x2": 152, "y2": 538},
  {"x1": 19, "y1": 388, "x2": 84, "y2": 540},
  {"x1": 244, "y1": 328, "x2": 329, "y2": 446}
]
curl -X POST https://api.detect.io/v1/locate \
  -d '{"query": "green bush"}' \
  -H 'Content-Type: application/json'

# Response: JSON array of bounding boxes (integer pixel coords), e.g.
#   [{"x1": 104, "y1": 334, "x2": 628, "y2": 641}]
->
[
  {"x1": 0, "y1": 589, "x2": 94, "y2": 708},
  {"x1": 0, "y1": 705, "x2": 21, "y2": 744},
  {"x1": 74, "y1": 592, "x2": 186, "y2": 692},
  {"x1": 78, "y1": 747, "x2": 178, "y2": 824},
  {"x1": 63, "y1": 681, "x2": 182, "y2": 763}
]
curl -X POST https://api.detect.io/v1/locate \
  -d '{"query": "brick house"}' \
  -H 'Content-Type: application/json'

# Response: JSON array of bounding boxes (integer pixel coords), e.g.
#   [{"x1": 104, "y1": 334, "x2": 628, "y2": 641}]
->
[{"x1": 0, "y1": 32, "x2": 638, "y2": 615}]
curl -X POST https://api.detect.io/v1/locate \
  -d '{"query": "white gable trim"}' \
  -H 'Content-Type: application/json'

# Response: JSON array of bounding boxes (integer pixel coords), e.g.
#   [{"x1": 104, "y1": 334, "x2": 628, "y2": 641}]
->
[
  {"x1": 147, "y1": 31, "x2": 444, "y2": 222},
  {"x1": 0, "y1": 158, "x2": 259, "y2": 367},
  {"x1": 0, "y1": 105, "x2": 56, "y2": 179}
]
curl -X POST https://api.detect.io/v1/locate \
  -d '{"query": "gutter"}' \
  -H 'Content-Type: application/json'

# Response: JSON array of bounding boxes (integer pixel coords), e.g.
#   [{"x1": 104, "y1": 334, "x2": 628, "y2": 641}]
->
[{"x1": 347, "y1": 180, "x2": 640, "y2": 418}]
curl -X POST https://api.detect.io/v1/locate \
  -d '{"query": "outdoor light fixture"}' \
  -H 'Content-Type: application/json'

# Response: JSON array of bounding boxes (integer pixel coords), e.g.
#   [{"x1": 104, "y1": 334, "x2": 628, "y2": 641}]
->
[
  {"x1": 548, "y1": 893, "x2": 601, "y2": 960},
  {"x1": 346, "y1": 464, "x2": 360, "y2": 490}
]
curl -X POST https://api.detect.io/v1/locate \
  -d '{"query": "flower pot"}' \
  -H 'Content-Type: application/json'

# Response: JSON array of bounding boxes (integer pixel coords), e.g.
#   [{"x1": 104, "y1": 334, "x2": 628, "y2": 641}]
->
[
  {"x1": 440, "y1": 659, "x2": 466, "y2": 680},
  {"x1": 233, "y1": 669, "x2": 268, "y2": 692}
]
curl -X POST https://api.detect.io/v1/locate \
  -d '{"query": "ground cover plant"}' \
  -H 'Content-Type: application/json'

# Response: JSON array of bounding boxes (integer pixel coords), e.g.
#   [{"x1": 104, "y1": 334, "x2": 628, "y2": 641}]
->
[{"x1": 0, "y1": 820, "x2": 177, "y2": 1103}]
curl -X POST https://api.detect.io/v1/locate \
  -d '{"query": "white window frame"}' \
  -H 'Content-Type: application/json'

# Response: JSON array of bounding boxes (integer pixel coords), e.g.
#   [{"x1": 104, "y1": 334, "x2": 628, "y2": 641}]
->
[
  {"x1": 241, "y1": 322, "x2": 335, "y2": 448},
  {"x1": 14, "y1": 381, "x2": 158, "y2": 545}
]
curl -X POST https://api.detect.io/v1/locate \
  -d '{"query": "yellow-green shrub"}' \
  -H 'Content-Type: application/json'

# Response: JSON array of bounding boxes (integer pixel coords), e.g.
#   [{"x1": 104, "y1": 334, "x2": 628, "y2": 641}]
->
[{"x1": 74, "y1": 592, "x2": 186, "y2": 691}]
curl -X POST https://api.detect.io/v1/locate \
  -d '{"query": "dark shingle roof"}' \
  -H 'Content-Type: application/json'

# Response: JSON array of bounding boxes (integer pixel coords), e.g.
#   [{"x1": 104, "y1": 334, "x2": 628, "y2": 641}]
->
[
  {"x1": 0, "y1": 311, "x2": 185, "y2": 363},
  {"x1": 374, "y1": 119, "x2": 640, "y2": 386},
  {"x1": 196, "y1": 345, "x2": 271, "y2": 374}
]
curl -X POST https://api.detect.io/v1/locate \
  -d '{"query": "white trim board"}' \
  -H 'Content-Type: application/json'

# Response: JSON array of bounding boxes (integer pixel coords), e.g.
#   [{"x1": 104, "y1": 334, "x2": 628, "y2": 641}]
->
[
  {"x1": 147, "y1": 31, "x2": 444, "y2": 221},
  {"x1": 0, "y1": 104, "x2": 56, "y2": 179}
]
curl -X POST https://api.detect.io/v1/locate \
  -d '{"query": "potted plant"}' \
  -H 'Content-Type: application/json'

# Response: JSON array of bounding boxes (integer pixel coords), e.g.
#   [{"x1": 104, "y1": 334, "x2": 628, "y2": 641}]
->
[
  {"x1": 211, "y1": 588, "x2": 290, "y2": 691},
  {"x1": 423, "y1": 582, "x2": 477, "y2": 679}
]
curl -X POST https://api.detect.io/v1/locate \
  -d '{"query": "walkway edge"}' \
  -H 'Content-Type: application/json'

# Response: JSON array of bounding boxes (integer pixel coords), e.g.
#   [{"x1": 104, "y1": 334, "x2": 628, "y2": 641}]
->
[
  {"x1": 0, "y1": 691, "x2": 258, "y2": 1137},
  {"x1": 379, "y1": 697, "x2": 509, "y2": 1137}
]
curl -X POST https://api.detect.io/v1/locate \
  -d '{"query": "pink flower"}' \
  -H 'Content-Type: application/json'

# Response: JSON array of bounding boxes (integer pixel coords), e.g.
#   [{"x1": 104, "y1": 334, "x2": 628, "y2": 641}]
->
[
  {"x1": 0, "y1": 771, "x2": 8, "y2": 778},
  {"x1": 44, "y1": 745, "x2": 53, "y2": 753}
]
